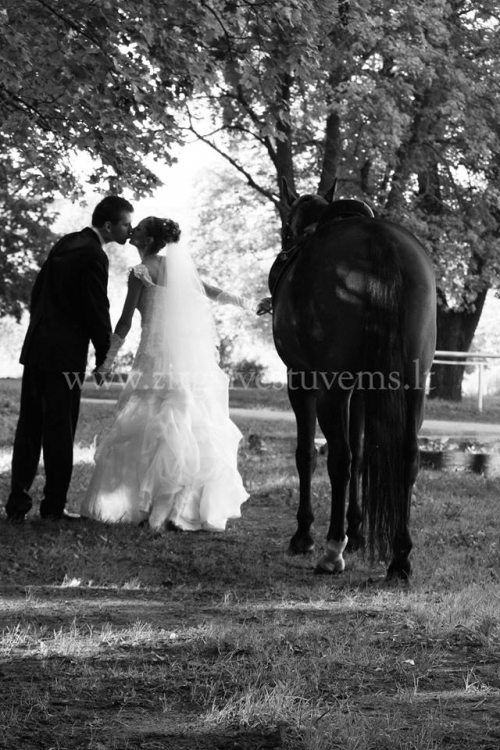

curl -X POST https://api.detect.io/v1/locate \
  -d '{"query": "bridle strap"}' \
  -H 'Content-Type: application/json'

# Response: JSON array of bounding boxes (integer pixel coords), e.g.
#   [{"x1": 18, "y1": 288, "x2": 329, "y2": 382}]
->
[{"x1": 270, "y1": 225, "x2": 317, "y2": 298}]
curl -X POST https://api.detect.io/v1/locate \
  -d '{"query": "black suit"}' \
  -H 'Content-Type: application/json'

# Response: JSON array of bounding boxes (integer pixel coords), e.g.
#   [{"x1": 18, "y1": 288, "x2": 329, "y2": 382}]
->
[{"x1": 7, "y1": 228, "x2": 112, "y2": 519}]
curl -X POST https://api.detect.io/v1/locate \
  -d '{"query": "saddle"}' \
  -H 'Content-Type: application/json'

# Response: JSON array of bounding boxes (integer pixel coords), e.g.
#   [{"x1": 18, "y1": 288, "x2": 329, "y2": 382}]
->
[
  {"x1": 270, "y1": 199, "x2": 374, "y2": 297},
  {"x1": 317, "y1": 199, "x2": 374, "y2": 225}
]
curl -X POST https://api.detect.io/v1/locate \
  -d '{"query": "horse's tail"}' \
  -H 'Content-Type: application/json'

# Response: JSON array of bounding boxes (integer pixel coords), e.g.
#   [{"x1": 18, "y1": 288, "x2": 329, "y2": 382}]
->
[{"x1": 361, "y1": 227, "x2": 407, "y2": 562}]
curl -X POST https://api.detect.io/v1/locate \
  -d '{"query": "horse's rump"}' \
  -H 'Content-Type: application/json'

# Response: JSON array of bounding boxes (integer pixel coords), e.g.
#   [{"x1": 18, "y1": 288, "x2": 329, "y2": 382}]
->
[{"x1": 307, "y1": 219, "x2": 408, "y2": 559}]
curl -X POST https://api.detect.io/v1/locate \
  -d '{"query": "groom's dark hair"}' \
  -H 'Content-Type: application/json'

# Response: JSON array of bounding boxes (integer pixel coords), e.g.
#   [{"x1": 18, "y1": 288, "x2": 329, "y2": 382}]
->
[{"x1": 92, "y1": 196, "x2": 133, "y2": 227}]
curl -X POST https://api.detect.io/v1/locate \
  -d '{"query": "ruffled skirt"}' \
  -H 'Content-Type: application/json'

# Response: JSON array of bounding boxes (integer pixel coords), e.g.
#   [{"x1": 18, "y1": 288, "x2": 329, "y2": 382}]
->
[{"x1": 81, "y1": 377, "x2": 248, "y2": 531}]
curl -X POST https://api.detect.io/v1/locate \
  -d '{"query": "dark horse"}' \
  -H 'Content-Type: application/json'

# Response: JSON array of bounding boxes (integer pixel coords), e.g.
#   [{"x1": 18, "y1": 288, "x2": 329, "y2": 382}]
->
[{"x1": 270, "y1": 181, "x2": 436, "y2": 580}]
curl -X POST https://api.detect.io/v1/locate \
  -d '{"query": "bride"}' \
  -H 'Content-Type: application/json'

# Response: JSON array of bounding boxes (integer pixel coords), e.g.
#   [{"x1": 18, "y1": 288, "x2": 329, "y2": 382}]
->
[{"x1": 81, "y1": 216, "x2": 250, "y2": 531}]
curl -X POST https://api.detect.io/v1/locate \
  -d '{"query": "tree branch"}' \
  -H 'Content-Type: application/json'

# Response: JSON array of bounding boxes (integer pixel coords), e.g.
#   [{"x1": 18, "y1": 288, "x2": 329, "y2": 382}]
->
[
  {"x1": 233, "y1": 86, "x2": 278, "y2": 165},
  {"x1": 191, "y1": 88, "x2": 279, "y2": 166},
  {"x1": 31, "y1": 0, "x2": 110, "y2": 57},
  {"x1": 199, "y1": 0, "x2": 236, "y2": 61},
  {"x1": 0, "y1": 88, "x2": 53, "y2": 132},
  {"x1": 186, "y1": 116, "x2": 279, "y2": 206}
]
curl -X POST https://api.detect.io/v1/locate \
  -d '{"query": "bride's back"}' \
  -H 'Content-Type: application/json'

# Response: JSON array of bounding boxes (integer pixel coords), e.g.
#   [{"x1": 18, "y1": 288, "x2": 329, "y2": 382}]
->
[
  {"x1": 133, "y1": 256, "x2": 168, "y2": 328},
  {"x1": 142, "y1": 255, "x2": 167, "y2": 287}
]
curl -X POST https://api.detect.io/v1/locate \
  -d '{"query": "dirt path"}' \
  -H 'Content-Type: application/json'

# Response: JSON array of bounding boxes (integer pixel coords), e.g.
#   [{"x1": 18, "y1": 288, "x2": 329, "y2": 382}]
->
[{"x1": 82, "y1": 399, "x2": 500, "y2": 441}]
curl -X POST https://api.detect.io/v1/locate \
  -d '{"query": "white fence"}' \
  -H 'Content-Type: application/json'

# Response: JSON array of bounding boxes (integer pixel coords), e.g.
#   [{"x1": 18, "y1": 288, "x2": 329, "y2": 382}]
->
[{"x1": 433, "y1": 350, "x2": 500, "y2": 412}]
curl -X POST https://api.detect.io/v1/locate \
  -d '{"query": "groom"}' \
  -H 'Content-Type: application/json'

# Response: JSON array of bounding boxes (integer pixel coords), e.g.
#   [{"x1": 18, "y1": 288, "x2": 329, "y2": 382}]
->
[{"x1": 5, "y1": 195, "x2": 134, "y2": 523}]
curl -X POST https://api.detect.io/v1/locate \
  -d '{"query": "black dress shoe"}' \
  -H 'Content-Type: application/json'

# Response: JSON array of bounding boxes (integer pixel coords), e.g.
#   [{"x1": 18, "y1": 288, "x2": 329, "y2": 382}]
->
[
  {"x1": 5, "y1": 492, "x2": 32, "y2": 523},
  {"x1": 40, "y1": 510, "x2": 83, "y2": 522}
]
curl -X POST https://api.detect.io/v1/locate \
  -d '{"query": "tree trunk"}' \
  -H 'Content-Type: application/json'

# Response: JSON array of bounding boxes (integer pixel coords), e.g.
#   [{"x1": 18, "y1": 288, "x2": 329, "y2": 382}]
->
[
  {"x1": 385, "y1": 86, "x2": 444, "y2": 215},
  {"x1": 318, "y1": 110, "x2": 341, "y2": 196},
  {"x1": 274, "y1": 72, "x2": 296, "y2": 246},
  {"x1": 429, "y1": 289, "x2": 488, "y2": 400},
  {"x1": 318, "y1": 61, "x2": 348, "y2": 197}
]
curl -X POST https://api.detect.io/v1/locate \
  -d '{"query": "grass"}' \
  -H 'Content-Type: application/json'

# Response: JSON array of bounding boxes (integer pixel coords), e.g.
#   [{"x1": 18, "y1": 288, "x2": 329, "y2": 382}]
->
[
  {"x1": 424, "y1": 394, "x2": 500, "y2": 424},
  {"x1": 1, "y1": 384, "x2": 500, "y2": 748}
]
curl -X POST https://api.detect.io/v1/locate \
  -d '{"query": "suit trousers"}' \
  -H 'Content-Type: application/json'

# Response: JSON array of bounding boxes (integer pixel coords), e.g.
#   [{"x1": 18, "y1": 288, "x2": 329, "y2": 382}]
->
[{"x1": 10, "y1": 366, "x2": 83, "y2": 515}]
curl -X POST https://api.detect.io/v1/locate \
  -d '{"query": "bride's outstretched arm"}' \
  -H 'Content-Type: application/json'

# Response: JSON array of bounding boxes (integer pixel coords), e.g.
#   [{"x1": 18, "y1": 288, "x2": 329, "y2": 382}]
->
[{"x1": 202, "y1": 281, "x2": 254, "y2": 310}]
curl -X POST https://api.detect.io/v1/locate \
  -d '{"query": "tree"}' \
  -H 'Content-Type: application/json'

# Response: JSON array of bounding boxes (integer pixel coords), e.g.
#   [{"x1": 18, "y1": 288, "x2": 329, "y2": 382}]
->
[
  {"x1": 189, "y1": 160, "x2": 276, "y2": 371},
  {"x1": 0, "y1": 0, "x2": 232, "y2": 310},
  {"x1": 4, "y1": 0, "x2": 500, "y2": 400},
  {"x1": 0, "y1": 0, "x2": 232, "y2": 196},
  {"x1": 0, "y1": 152, "x2": 57, "y2": 318},
  {"x1": 182, "y1": 0, "x2": 500, "y2": 400}
]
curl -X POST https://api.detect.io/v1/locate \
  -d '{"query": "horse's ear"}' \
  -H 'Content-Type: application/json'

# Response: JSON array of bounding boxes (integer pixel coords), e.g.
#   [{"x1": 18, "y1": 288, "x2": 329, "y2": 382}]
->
[
  {"x1": 323, "y1": 179, "x2": 338, "y2": 203},
  {"x1": 282, "y1": 177, "x2": 298, "y2": 207}
]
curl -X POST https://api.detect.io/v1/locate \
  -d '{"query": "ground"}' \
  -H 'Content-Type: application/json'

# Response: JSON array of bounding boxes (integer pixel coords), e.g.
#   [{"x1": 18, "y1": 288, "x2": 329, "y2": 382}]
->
[{"x1": 1, "y1": 390, "x2": 500, "y2": 749}]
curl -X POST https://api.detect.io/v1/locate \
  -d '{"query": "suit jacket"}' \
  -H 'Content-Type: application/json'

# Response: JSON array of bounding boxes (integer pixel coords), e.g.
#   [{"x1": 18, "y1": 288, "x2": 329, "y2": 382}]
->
[{"x1": 20, "y1": 228, "x2": 112, "y2": 372}]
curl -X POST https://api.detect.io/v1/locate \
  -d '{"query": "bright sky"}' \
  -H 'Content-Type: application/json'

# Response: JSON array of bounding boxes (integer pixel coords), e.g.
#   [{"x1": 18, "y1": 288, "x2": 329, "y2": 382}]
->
[{"x1": 53, "y1": 139, "x2": 220, "y2": 243}]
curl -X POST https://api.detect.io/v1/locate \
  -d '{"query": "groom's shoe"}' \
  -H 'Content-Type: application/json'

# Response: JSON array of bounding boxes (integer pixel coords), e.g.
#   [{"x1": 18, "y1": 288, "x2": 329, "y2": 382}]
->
[
  {"x1": 40, "y1": 509, "x2": 83, "y2": 522},
  {"x1": 5, "y1": 492, "x2": 33, "y2": 523}
]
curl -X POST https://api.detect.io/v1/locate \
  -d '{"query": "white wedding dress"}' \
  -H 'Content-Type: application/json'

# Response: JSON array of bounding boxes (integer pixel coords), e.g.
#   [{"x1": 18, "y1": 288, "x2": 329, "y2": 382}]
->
[{"x1": 81, "y1": 253, "x2": 249, "y2": 531}]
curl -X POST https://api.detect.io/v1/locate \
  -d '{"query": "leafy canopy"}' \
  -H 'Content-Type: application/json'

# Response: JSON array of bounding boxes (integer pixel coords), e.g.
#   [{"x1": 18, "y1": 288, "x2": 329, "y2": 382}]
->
[
  {"x1": 0, "y1": 0, "x2": 227, "y2": 196},
  {"x1": 0, "y1": 0, "x2": 227, "y2": 316},
  {"x1": 2, "y1": 0, "x2": 500, "y2": 335},
  {"x1": 181, "y1": 0, "x2": 500, "y2": 314}
]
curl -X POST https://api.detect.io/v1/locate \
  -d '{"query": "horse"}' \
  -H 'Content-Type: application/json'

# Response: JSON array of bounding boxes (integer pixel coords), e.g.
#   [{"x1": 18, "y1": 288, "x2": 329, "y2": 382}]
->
[{"x1": 269, "y1": 180, "x2": 436, "y2": 580}]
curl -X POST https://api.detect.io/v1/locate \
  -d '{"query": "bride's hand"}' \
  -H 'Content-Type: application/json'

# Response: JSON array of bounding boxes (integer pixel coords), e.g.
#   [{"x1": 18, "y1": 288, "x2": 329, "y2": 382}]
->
[
  {"x1": 93, "y1": 365, "x2": 112, "y2": 386},
  {"x1": 256, "y1": 297, "x2": 273, "y2": 315}
]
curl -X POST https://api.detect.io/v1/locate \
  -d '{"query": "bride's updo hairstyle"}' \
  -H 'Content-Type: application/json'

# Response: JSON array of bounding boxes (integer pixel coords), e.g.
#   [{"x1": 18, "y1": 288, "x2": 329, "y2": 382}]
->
[{"x1": 145, "y1": 217, "x2": 181, "y2": 255}]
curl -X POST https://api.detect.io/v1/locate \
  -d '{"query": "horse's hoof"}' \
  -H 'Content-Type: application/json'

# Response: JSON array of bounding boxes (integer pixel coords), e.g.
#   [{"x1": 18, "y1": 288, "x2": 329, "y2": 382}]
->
[
  {"x1": 345, "y1": 535, "x2": 365, "y2": 553},
  {"x1": 314, "y1": 563, "x2": 343, "y2": 575},
  {"x1": 288, "y1": 533, "x2": 315, "y2": 557},
  {"x1": 386, "y1": 562, "x2": 411, "y2": 583}
]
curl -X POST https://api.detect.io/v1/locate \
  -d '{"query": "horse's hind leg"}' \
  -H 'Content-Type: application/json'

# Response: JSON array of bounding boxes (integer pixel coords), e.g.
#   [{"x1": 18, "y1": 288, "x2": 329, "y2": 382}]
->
[
  {"x1": 287, "y1": 371, "x2": 317, "y2": 556},
  {"x1": 386, "y1": 388, "x2": 424, "y2": 581},
  {"x1": 315, "y1": 388, "x2": 351, "y2": 574},
  {"x1": 346, "y1": 390, "x2": 365, "y2": 553}
]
